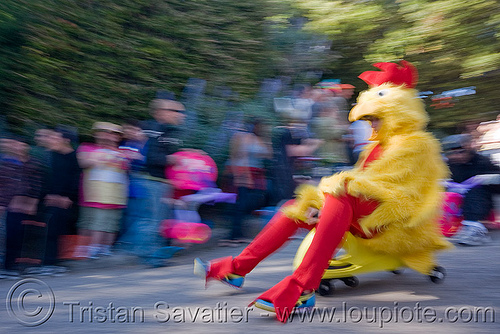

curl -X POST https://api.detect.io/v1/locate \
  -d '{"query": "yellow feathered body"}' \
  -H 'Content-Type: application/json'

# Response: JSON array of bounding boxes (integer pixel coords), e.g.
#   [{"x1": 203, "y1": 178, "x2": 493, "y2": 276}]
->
[{"x1": 283, "y1": 83, "x2": 453, "y2": 274}]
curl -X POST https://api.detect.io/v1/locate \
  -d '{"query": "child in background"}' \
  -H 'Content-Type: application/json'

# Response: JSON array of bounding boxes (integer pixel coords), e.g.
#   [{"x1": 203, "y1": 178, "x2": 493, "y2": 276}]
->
[{"x1": 117, "y1": 119, "x2": 147, "y2": 247}]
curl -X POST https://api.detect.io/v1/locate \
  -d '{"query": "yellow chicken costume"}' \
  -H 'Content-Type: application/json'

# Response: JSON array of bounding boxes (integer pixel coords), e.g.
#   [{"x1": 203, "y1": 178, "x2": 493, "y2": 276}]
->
[
  {"x1": 198, "y1": 61, "x2": 452, "y2": 322},
  {"x1": 286, "y1": 61, "x2": 452, "y2": 274}
]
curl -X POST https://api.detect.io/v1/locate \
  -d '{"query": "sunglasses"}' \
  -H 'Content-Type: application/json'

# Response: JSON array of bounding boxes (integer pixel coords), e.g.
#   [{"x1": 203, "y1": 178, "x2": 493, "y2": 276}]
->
[
  {"x1": 159, "y1": 108, "x2": 184, "y2": 113},
  {"x1": 445, "y1": 148, "x2": 466, "y2": 155}
]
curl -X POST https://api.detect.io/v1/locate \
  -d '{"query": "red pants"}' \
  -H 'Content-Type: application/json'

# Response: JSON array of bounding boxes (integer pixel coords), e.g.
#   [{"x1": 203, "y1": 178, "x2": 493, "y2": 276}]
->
[{"x1": 207, "y1": 193, "x2": 377, "y2": 322}]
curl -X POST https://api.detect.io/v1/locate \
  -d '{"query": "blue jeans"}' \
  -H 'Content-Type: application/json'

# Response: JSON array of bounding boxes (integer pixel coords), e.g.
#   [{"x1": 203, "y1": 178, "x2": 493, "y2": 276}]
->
[
  {"x1": 129, "y1": 176, "x2": 173, "y2": 264},
  {"x1": 118, "y1": 174, "x2": 148, "y2": 245}
]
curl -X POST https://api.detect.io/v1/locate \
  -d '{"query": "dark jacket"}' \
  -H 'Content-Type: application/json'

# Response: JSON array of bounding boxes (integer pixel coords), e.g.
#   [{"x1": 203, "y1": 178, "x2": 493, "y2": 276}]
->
[
  {"x1": 449, "y1": 153, "x2": 500, "y2": 183},
  {"x1": 270, "y1": 125, "x2": 308, "y2": 204},
  {"x1": 142, "y1": 119, "x2": 183, "y2": 179},
  {"x1": 449, "y1": 153, "x2": 500, "y2": 221},
  {"x1": 47, "y1": 150, "x2": 81, "y2": 203}
]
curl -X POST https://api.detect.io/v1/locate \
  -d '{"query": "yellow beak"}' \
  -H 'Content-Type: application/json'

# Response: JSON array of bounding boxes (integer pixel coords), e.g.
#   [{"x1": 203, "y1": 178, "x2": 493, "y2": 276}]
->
[{"x1": 349, "y1": 101, "x2": 374, "y2": 122}]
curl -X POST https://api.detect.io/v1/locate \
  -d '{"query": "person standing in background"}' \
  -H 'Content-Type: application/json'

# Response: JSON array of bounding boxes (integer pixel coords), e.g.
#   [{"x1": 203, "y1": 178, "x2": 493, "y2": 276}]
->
[
  {"x1": 270, "y1": 98, "x2": 323, "y2": 205},
  {"x1": 117, "y1": 119, "x2": 148, "y2": 248},
  {"x1": 42, "y1": 126, "x2": 81, "y2": 268},
  {"x1": 331, "y1": 84, "x2": 355, "y2": 126},
  {"x1": 310, "y1": 91, "x2": 350, "y2": 166},
  {"x1": 135, "y1": 96, "x2": 185, "y2": 266},
  {"x1": 220, "y1": 118, "x2": 271, "y2": 246},
  {"x1": 76, "y1": 122, "x2": 129, "y2": 259},
  {"x1": 442, "y1": 134, "x2": 500, "y2": 246},
  {"x1": 0, "y1": 134, "x2": 43, "y2": 273}
]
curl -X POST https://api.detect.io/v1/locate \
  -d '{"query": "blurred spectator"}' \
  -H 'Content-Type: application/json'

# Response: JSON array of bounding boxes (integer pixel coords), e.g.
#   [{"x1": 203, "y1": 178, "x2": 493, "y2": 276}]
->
[
  {"x1": 220, "y1": 121, "x2": 247, "y2": 194},
  {"x1": 346, "y1": 120, "x2": 373, "y2": 165},
  {"x1": 271, "y1": 98, "x2": 323, "y2": 205},
  {"x1": 331, "y1": 83, "x2": 355, "y2": 126},
  {"x1": 32, "y1": 128, "x2": 53, "y2": 163},
  {"x1": 117, "y1": 119, "x2": 147, "y2": 246},
  {"x1": 442, "y1": 134, "x2": 500, "y2": 245},
  {"x1": 32, "y1": 128, "x2": 54, "y2": 216},
  {"x1": 135, "y1": 97, "x2": 185, "y2": 266},
  {"x1": 310, "y1": 93, "x2": 349, "y2": 165},
  {"x1": 0, "y1": 137, "x2": 9, "y2": 269},
  {"x1": 458, "y1": 120, "x2": 482, "y2": 152},
  {"x1": 220, "y1": 118, "x2": 271, "y2": 245},
  {"x1": 121, "y1": 119, "x2": 147, "y2": 170},
  {"x1": 76, "y1": 122, "x2": 129, "y2": 259},
  {"x1": 334, "y1": 84, "x2": 369, "y2": 165},
  {"x1": 42, "y1": 126, "x2": 81, "y2": 267},
  {"x1": 0, "y1": 134, "x2": 43, "y2": 271},
  {"x1": 477, "y1": 115, "x2": 500, "y2": 166},
  {"x1": 309, "y1": 88, "x2": 329, "y2": 120}
]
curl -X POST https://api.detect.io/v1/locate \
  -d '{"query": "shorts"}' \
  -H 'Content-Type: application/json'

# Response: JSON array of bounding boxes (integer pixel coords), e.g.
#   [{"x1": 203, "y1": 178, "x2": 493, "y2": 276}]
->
[{"x1": 78, "y1": 207, "x2": 122, "y2": 233}]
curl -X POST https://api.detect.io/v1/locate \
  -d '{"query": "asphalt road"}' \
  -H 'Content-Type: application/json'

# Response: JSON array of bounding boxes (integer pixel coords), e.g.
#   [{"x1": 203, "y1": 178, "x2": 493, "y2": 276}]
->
[{"x1": 1, "y1": 229, "x2": 499, "y2": 333}]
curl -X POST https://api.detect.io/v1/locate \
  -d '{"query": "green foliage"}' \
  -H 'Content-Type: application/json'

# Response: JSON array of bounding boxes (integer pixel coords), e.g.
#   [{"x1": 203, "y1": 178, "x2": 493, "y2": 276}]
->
[
  {"x1": 0, "y1": 0, "x2": 278, "y2": 134},
  {"x1": 2, "y1": 0, "x2": 499, "y2": 140},
  {"x1": 294, "y1": 0, "x2": 500, "y2": 131}
]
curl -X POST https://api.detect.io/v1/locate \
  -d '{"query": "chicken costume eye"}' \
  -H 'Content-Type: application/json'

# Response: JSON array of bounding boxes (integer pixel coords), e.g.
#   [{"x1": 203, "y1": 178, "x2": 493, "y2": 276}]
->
[{"x1": 377, "y1": 89, "x2": 389, "y2": 97}]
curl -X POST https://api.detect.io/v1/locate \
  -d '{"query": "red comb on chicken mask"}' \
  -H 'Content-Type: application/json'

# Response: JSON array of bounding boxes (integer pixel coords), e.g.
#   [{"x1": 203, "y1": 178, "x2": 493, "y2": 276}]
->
[
  {"x1": 358, "y1": 61, "x2": 418, "y2": 88},
  {"x1": 349, "y1": 61, "x2": 428, "y2": 144}
]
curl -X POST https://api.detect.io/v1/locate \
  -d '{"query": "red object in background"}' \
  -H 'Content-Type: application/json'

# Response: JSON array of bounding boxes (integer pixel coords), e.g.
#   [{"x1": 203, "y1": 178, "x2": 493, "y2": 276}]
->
[
  {"x1": 166, "y1": 151, "x2": 218, "y2": 191},
  {"x1": 483, "y1": 211, "x2": 500, "y2": 230},
  {"x1": 58, "y1": 235, "x2": 91, "y2": 260},
  {"x1": 431, "y1": 96, "x2": 455, "y2": 109}
]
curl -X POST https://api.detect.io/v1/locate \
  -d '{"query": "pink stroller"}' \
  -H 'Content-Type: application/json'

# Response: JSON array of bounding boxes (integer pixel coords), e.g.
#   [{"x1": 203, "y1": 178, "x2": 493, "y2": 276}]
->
[
  {"x1": 160, "y1": 151, "x2": 237, "y2": 245},
  {"x1": 440, "y1": 175, "x2": 499, "y2": 244}
]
